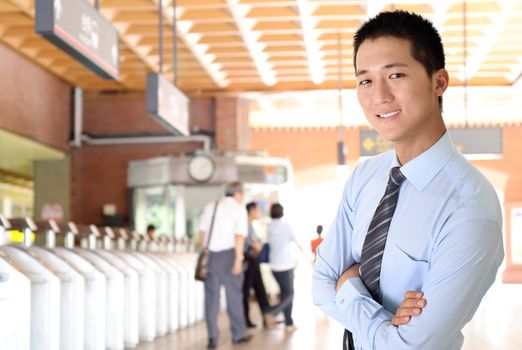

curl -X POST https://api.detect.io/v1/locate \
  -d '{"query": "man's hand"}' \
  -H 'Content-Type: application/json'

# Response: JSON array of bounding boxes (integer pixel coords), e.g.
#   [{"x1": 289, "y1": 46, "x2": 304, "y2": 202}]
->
[
  {"x1": 392, "y1": 291, "x2": 427, "y2": 326},
  {"x1": 336, "y1": 263, "x2": 361, "y2": 292},
  {"x1": 197, "y1": 230, "x2": 206, "y2": 250},
  {"x1": 231, "y1": 258, "x2": 243, "y2": 275}
]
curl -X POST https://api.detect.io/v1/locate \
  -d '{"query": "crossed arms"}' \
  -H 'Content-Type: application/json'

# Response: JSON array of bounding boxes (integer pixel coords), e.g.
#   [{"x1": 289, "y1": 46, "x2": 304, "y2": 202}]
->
[{"x1": 312, "y1": 219, "x2": 503, "y2": 350}]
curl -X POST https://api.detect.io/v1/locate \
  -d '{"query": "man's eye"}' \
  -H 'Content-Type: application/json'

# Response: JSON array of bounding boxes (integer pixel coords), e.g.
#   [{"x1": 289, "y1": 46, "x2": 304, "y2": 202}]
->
[
  {"x1": 390, "y1": 73, "x2": 404, "y2": 79},
  {"x1": 359, "y1": 79, "x2": 371, "y2": 86}
]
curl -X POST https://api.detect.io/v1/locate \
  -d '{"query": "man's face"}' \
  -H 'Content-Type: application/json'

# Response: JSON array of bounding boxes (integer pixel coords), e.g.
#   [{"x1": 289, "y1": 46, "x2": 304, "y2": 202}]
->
[
  {"x1": 250, "y1": 206, "x2": 261, "y2": 220},
  {"x1": 355, "y1": 36, "x2": 447, "y2": 149}
]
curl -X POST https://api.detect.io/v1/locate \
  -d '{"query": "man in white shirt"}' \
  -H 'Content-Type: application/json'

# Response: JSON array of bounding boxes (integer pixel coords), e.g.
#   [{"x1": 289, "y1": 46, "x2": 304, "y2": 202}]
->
[{"x1": 198, "y1": 181, "x2": 252, "y2": 349}]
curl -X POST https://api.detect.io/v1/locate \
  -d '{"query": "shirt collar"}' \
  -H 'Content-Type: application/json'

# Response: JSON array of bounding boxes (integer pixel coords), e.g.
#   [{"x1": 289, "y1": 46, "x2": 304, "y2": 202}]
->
[{"x1": 391, "y1": 131, "x2": 456, "y2": 192}]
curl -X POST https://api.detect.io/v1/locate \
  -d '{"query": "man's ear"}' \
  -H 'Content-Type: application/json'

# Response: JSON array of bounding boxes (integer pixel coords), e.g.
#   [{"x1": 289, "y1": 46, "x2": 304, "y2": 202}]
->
[{"x1": 434, "y1": 68, "x2": 449, "y2": 97}]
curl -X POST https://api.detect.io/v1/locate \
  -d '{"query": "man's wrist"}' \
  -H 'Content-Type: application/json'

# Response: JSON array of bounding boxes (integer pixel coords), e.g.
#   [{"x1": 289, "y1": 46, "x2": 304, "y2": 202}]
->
[{"x1": 235, "y1": 255, "x2": 244, "y2": 261}]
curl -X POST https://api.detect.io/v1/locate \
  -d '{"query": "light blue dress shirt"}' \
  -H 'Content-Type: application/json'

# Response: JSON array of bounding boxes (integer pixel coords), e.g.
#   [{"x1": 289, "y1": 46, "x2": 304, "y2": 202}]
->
[
  {"x1": 312, "y1": 132, "x2": 504, "y2": 350},
  {"x1": 267, "y1": 219, "x2": 297, "y2": 271}
]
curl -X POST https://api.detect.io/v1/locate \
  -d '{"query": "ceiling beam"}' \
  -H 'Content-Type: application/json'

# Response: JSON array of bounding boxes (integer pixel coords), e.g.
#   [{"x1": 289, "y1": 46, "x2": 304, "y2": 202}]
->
[
  {"x1": 297, "y1": 0, "x2": 325, "y2": 84},
  {"x1": 172, "y1": 10, "x2": 228, "y2": 87},
  {"x1": 225, "y1": 0, "x2": 276, "y2": 86}
]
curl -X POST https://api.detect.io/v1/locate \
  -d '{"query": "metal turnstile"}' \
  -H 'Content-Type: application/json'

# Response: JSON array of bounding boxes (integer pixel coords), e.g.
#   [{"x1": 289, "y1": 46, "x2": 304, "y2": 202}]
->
[
  {"x1": 0, "y1": 244, "x2": 61, "y2": 350},
  {"x1": 52, "y1": 231, "x2": 106, "y2": 350},
  {"x1": 76, "y1": 225, "x2": 124, "y2": 350},
  {"x1": 94, "y1": 230, "x2": 139, "y2": 348},
  {"x1": 0, "y1": 253, "x2": 31, "y2": 350}
]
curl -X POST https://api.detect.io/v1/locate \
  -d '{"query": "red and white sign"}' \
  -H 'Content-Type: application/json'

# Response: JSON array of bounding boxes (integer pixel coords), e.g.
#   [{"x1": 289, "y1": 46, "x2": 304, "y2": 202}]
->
[{"x1": 41, "y1": 203, "x2": 64, "y2": 221}]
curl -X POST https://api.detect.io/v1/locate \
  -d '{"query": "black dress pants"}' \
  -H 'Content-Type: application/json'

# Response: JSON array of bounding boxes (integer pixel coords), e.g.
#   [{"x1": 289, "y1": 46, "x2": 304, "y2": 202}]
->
[{"x1": 242, "y1": 260, "x2": 269, "y2": 323}]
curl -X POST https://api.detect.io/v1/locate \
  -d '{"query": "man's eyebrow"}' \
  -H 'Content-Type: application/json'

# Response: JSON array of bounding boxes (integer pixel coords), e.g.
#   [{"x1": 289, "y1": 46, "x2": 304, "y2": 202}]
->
[{"x1": 355, "y1": 63, "x2": 409, "y2": 77}]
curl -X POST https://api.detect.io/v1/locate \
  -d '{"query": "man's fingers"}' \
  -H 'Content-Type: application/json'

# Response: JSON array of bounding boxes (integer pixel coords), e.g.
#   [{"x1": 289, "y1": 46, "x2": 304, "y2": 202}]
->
[
  {"x1": 391, "y1": 316, "x2": 410, "y2": 326},
  {"x1": 404, "y1": 291, "x2": 423, "y2": 299},
  {"x1": 395, "y1": 306, "x2": 423, "y2": 318},
  {"x1": 401, "y1": 298, "x2": 427, "y2": 308}
]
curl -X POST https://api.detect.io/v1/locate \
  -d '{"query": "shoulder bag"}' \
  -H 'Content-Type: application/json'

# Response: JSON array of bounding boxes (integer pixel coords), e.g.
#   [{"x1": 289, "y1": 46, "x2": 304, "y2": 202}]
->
[{"x1": 195, "y1": 200, "x2": 219, "y2": 281}]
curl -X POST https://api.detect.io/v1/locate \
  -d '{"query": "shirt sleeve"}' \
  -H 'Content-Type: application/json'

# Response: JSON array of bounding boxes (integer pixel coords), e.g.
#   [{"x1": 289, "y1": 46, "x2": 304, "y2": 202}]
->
[
  {"x1": 288, "y1": 224, "x2": 297, "y2": 243},
  {"x1": 198, "y1": 203, "x2": 212, "y2": 232},
  {"x1": 234, "y1": 206, "x2": 248, "y2": 237},
  {"x1": 250, "y1": 226, "x2": 261, "y2": 244},
  {"x1": 312, "y1": 178, "x2": 357, "y2": 323},
  {"x1": 334, "y1": 219, "x2": 503, "y2": 350}
]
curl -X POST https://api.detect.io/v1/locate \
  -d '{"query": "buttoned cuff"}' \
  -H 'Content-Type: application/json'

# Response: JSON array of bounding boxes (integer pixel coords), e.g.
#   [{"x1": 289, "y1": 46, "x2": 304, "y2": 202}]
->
[{"x1": 335, "y1": 277, "x2": 382, "y2": 326}]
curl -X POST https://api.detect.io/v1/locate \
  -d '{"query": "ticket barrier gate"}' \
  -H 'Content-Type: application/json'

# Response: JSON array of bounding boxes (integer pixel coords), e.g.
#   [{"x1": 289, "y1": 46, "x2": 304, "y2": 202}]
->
[
  {"x1": 75, "y1": 225, "x2": 125, "y2": 350},
  {"x1": 52, "y1": 226, "x2": 106, "y2": 350},
  {"x1": 0, "y1": 217, "x2": 60, "y2": 350},
  {"x1": 93, "y1": 230, "x2": 139, "y2": 348},
  {"x1": 106, "y1": 232, "x2": 157, "y2": 342},
  {"x1": 137, "y1": 233, "x2": 196, "y2": 329},
  {"x1": 0, "y1": 215, "x2": 205, "y2": 350},
  {"x1": 17, "y1": 219, "x2": 85, "y2": 350},
  {"x1": 0, "y1": 219, "x2": 31, "y2": 350},
  {"x1": 128, "y1": 233, "x2": 169, "y2": 338}
]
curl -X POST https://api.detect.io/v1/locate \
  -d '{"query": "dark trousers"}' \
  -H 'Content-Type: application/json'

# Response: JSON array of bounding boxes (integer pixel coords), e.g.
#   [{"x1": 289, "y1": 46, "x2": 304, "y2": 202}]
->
[
  {"x1": 204, "y1": 249, "x2": 246, "y2": 341},
  {"x1": 270, "y1": 269, "x2": 295, "y2": 326},
  {"x1": 242, "y1": 260, "x2": 269, "y2": 323}
]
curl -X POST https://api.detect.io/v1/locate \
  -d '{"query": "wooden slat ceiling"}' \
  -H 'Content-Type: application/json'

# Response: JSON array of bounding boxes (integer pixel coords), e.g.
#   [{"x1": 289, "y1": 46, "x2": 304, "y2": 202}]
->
[{"x1": 0, "y1": 0, "x2": 521, "y2": 94}]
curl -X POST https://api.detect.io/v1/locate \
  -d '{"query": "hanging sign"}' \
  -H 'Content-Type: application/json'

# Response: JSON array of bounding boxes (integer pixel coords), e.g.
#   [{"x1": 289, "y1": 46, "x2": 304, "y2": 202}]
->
[
  {"x1": 146, "y1": 73, "x2": 190, "y2": 136},
  {"x1": 35, "y1": 0, "x2": 119, "y2": 79}
]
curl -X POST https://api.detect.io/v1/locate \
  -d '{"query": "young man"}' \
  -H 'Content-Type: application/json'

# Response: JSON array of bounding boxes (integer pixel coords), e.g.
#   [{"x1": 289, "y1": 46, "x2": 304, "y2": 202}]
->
[
  {"x1": 312, "y1": 11, "x2": 504, "y2": 350},
  {"x1": 198, "y1": 182, "x2": 252, "y2": 348},
  {"x1": 242, "y1": 201, "x2": 270, "y2": 328}
]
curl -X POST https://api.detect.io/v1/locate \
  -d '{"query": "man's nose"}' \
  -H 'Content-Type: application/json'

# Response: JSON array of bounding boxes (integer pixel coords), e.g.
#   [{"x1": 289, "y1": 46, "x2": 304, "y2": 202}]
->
[{"x1": 373, "y1": 80, "x2": 394, "y2": 103}]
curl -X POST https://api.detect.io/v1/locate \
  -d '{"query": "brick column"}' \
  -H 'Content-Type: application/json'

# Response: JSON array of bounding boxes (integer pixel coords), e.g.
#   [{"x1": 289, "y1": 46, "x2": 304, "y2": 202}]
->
[{"x1": 215, "y1": 97, "x2": 251, "y2": 151}]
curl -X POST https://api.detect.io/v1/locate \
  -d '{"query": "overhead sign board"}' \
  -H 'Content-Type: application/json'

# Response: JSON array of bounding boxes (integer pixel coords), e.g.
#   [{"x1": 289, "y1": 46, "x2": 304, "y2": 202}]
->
[
  {"x1": 146, "y1": 73, "x2": 190, "y2": 136},
  {"x1": 360, "y1": 127, "x2": 503, "y2": 159},
  {"x1": 35, "y1": 0, "x2": 119, "y2": 80},
  {"x1": 237, "y1": 164, "x2": 288, "y2": 184}
]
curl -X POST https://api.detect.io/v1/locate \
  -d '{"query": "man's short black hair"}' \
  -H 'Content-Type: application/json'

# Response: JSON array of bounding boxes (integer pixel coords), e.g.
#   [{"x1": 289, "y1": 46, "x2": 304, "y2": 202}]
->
[
  {"x1": 270, "y1": 203, "x2": 284, "y2": 219},
  {"x1": 246, "y1": 201, "x2": 258, "y2": 213},
  {"x1": 353, "y1": 10, "x2": 445, "y2": 108},
  {"x1": 146, "y1": 224, "x2": 156, "y2": 233}
]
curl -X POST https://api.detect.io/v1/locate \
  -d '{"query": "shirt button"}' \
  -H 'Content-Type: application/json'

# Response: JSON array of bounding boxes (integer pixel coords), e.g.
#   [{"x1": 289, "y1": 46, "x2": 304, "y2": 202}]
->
[{"x1": 340, "y1": 299, "x2": 345, "y2": 304}]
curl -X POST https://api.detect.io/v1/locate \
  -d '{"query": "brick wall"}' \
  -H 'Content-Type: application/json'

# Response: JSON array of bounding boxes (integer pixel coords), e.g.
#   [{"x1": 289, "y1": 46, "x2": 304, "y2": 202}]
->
[
  {"x1": 215, "y1": 97, "x2": 250, "y2": 151},
  {"x1": 251, "y1": 127, "x2": 361, "y2": 170},
  {"x1": 72, "y1": 95, "x2": 216, "y2": 225},
  {"x1": 84, "y1": 95, "x2": 215, "y2": 136},
  {"x1": 71, "y1": 142, "x2": 203, "y2": 225},
  {"x1": 0, "y1": 43, "x2": 71, "y2": 151}
]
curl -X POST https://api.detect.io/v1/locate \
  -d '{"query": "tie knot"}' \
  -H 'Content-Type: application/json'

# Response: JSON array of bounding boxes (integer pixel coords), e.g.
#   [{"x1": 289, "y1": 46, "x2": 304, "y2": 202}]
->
[{"x1": 389, "y1": 167, "x2": 406, "y2": 187}]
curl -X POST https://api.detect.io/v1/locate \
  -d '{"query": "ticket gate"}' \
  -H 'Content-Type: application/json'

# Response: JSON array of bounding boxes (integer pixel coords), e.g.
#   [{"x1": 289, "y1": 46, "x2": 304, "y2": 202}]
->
[
  {"x1": 93, "y1": 234, "x2": 140, "y2": 348},
  {"x1": 109, "y1": 242, "x2": 157, "y2": 341},
  {"x1": 11, "y1": 219, "x2": 85, "y2": 350},
  {"x1": 52, "y1": 240, "x2": 106, "y2": 350},
  {"x1": 0, "y1": 246, "x2": 60, "y2": 350},
  {"x1": 0, "y1": 252, "x2": 31, "y2": 350},
  {"x1": 0, "y1": 214, "x2": 208, "y2": 350},
  {"x1": 75, "y1": 225, "x2": 124, "y2": 350}
]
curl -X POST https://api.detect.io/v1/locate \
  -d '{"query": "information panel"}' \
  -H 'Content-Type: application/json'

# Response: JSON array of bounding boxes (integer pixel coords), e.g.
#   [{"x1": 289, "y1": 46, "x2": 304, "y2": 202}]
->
[
  {"x1": 35, "y1": 0, "x2": 119, "y2": 79},
  {"x1": 146, "y1": 73, "x2": 190, "y2": 136}
]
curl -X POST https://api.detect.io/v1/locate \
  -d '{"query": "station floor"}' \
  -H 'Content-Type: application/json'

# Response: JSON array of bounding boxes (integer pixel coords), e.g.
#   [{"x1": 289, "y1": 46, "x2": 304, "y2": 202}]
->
[{"x1": 135, "y1": 264, "x2": 522, "y2": 350}]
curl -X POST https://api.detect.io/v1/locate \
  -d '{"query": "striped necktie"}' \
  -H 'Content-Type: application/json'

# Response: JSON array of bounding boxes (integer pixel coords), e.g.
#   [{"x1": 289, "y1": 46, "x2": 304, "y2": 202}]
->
[
  {"x1": 360, "y1": 166, "x2": 406, "y2": 301},
  {"x1": 343, "y1": 167, "x2": 406, "y2": 350}
]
